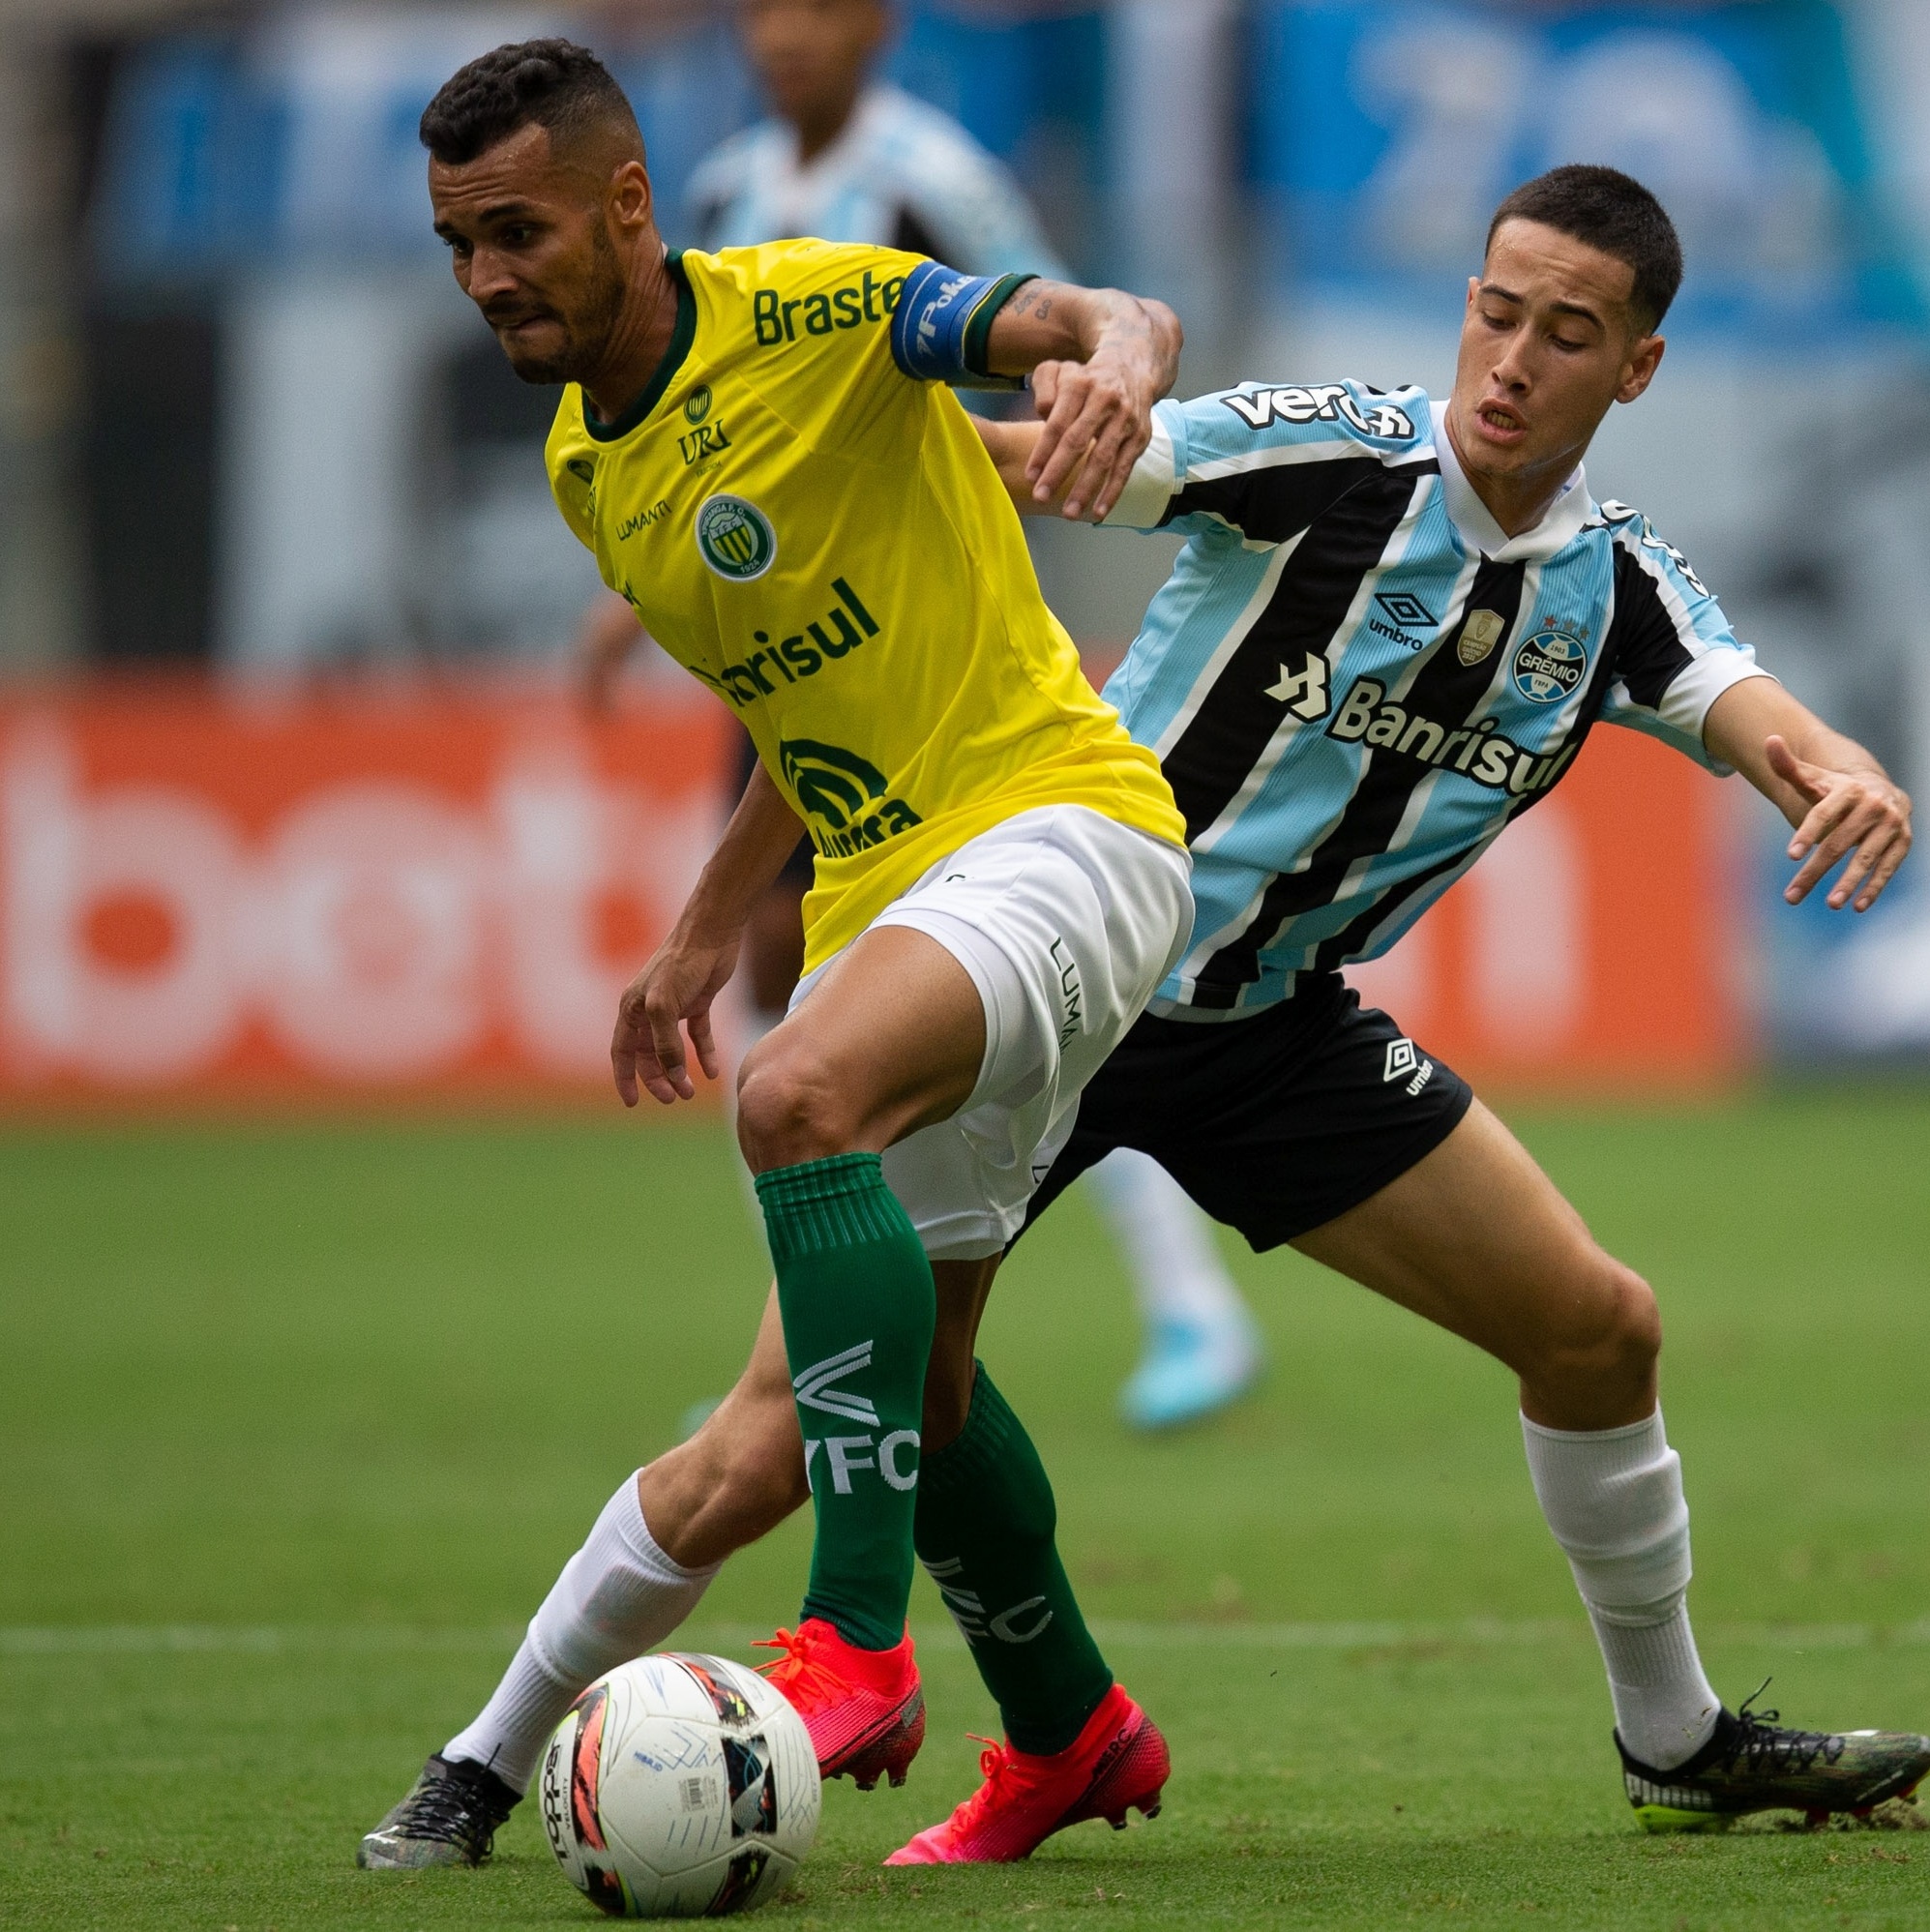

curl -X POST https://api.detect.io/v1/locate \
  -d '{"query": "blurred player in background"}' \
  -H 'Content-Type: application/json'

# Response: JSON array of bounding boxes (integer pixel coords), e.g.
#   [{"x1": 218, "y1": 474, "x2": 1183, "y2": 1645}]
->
[{"x1": 579, "y1": 0, "x2": 1261, "y2": 1432}]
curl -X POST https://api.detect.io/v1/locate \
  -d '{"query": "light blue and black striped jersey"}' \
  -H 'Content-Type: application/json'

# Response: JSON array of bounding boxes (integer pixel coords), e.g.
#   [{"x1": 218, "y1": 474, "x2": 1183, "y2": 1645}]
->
[
  {"x1": 1101, "y1": 381, "x2": 1770, "y2": 1018},
  {"x1": 687, "y1": 83, "x2": 1065, "y2": 280}
]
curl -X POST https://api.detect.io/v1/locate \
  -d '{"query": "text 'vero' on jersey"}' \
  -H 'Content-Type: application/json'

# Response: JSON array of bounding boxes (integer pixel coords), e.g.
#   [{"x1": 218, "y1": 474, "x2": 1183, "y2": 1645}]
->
[
  {"x1": 1100, "y1": 383, "x2": 1771, "y2": 1017},
  {"x1": 545, "y1": 241, "x2": 1183, "y2": 974}
]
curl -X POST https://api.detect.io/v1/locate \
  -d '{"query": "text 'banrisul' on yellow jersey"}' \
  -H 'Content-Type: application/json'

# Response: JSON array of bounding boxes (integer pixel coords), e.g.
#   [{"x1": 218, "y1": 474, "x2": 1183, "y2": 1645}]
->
[{"x1": 545, "y1": 239, "x2": 1183, "y2": 973}]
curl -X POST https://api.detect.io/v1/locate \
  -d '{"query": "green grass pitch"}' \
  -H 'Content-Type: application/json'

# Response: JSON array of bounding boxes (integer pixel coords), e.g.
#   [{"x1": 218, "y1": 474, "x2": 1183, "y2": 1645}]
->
[{"x1": 4, "y1": 1091, "x2": 1929, "y2": 1930}]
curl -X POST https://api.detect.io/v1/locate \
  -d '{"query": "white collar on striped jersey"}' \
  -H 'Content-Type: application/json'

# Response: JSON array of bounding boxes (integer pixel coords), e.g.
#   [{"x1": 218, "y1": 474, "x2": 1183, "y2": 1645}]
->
[{"x1": 1429, "y1": 400, "x2": 1592, "y2": 566}]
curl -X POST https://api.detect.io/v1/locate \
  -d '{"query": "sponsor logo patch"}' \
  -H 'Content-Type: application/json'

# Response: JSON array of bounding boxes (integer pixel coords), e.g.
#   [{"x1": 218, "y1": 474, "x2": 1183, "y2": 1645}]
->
[
  {"x1": 1513, "y1": 629, "x2": 1588, "y2": 703},
  {"x1": 778, "y1": 736, "x2": 923, "y2": 856},
  {"x1": 684, "y1": 384, "x2": 713, "y2": 425},
  {"x1": 1327, "y1": 676, "x2": 1579, "y2": 796},
  {"x1": 1263, "y1": 652, "x2": 1330, "y2": 719},
  {"x1": 1221, "y1": 383, "x2": 1415, "y2": 441},
  {"x1": 696, "y1": 493, "x2": 777, "y2": 581}
]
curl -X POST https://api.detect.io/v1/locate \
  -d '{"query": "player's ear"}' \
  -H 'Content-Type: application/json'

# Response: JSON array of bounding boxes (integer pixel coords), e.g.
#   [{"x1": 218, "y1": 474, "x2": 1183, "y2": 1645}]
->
[
  {"x1": 609, "y1": 158, "x2": 654, "y2": 236},
  {"x1": 1616, "y1": 331, "x2": 1665, "y2": 406}
]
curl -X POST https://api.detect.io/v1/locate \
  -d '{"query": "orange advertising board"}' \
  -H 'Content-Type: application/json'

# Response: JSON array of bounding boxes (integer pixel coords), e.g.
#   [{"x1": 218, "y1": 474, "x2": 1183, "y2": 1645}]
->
[
  {"x1": 0, "y1": 681, "x2": 731, "y2": 1102},
  {"x1": 0, "y1": 685, "x2": 1743, "y2": 1105}
]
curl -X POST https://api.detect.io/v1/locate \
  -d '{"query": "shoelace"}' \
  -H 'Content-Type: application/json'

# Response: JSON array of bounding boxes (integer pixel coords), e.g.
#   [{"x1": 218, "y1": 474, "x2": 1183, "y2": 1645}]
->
[
  {"x1": 753, "y1": 1625, "x2": 848, "y2": 1708},
  {"x1": 949, "y1": 1735, "x2": 1019, "y2": 1830},
  {"x1": 1717, "y1": 1680, "x2": 1843, "y2": 1777},
  {"x1": 391, "y1": 1770, "x2": 502, "y2": 1851}
]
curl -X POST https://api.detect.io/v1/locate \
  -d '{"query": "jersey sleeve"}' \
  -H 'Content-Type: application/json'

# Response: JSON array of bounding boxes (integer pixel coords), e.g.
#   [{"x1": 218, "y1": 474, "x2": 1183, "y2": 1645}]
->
[
  {"x1": 1100, "y1": 379, "x2": 1434, "y2": 540},
  {"x1": 1598, "y1": 512, "x2": 1775, "y2": 771},
  {"x1": 544, "y1": 398, "x2": 599, "y2": 553}
]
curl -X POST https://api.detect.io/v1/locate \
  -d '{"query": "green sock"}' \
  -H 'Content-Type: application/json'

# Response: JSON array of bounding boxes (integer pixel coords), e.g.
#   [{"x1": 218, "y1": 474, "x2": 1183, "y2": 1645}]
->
[
  {"x1": 757, "y1": 1153, "x2": 935, "y2": 1652},
  {"x1": 914, "y1": 1363, "x2": 1113, "y2": 1755}
]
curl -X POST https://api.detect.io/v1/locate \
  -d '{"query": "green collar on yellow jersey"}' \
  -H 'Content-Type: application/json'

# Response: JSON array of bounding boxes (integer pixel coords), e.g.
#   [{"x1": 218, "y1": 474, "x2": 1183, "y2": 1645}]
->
[{"x1": 582, "y1": 252, "x2": 697, "y2": 444}]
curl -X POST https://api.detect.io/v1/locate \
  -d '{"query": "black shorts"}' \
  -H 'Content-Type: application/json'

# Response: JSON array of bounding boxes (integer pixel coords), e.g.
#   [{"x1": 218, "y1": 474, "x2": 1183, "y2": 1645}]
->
[
  {"x1": 734, "y1": 728, "x2": 815, "y2": 889},
  {"x1": 1020, "y1": 972, "x2": 1473, "y2": 1253}
]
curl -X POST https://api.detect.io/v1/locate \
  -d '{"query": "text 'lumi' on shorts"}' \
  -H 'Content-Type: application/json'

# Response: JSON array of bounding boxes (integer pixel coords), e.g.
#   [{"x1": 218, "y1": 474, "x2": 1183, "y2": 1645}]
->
[
  {"x1": 787, "y1": 804, "x2": 1192, "y2": 1263},
  {"x1": 1019, "y1": 972, "x2": 1474, "y2": 1254}
]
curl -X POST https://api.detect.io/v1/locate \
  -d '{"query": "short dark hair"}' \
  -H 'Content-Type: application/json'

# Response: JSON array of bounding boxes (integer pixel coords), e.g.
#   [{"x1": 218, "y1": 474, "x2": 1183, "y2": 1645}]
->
[
  {"x1": 1486, "y1": 164, "x2": 1683, "y2": 332},
  {"x1": 420, "y1": 39, "x2": 641, "y2": 168}
]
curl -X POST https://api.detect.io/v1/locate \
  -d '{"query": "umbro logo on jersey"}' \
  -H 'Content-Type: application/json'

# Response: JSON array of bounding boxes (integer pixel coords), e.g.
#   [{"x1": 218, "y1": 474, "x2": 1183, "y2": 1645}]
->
[
  {"x1": 1264, "y1": 654, "x2": 1330, "y2": 719},
  {"x1": 696, "y1": 494, "x2": 777, "y2": 581},
  {"x1": 793, "y1": 1341, "x2": 879, "y2": 1425},
  {"x1": 1383, "y1": 1038, "x2": 1436, "y2": 1096},
  {"x1": 1376, "y1": 591, "x2": 1437, "y2": 629},
  {"x1": 1221, "y1": 383, "x2": 1415, "y2": 441}
]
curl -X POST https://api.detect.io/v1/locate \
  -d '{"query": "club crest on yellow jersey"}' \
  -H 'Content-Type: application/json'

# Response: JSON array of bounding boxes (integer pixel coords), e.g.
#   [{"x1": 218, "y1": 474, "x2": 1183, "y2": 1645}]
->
[{"x1": 696, "y1": 494, "x2": 777, "y2": 581}]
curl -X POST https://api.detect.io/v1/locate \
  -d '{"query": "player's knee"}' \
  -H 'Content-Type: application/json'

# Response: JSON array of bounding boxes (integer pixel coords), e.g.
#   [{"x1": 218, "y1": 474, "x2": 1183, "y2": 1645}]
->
[
  {"x1": 1542, "y1": 1254, "x2": 1661, "y2": 1391},
  {"x1": 735, "y1": 1044, "x2": 855, "y2": 1170}
]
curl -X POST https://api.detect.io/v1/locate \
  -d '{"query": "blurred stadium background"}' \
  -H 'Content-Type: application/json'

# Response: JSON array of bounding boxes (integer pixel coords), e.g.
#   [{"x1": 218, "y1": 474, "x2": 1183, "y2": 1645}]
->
[
  {"x1": 4, "y1": 3, "x2": 1930, "y2": 1927},
  {"x1": 0, "y1": 0, "x2": 1927, "y2": 1099}
]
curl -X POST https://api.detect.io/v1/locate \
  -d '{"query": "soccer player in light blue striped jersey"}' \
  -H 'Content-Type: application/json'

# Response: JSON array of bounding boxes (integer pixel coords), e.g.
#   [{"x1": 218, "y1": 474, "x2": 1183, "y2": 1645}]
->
[{"x1": 955, "y1": 163, "x2": 1922, "y2": 1847}]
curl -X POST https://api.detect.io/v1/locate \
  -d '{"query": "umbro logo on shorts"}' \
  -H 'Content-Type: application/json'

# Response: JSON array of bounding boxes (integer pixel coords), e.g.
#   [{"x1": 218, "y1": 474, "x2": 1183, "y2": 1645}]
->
[
  {"x1": 1383, "y1": 1038, "x2": 1437, "y2": 1097},
  {"x1": 793, "y1": 1341, "x2": 879, "y2": 1425}
]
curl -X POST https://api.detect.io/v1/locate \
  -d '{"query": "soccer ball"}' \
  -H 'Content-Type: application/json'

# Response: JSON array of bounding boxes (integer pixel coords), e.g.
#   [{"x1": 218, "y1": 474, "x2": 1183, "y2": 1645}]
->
[{"x1": 537, "y1": 1653, "x2": 819, "y2": 1917}]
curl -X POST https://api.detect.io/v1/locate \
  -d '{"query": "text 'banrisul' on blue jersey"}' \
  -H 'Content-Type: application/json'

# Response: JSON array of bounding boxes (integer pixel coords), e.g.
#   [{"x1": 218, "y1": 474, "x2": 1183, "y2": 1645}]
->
[{"x1": 1100, "y1": 380, "x2": 1771, "y2": 1018}]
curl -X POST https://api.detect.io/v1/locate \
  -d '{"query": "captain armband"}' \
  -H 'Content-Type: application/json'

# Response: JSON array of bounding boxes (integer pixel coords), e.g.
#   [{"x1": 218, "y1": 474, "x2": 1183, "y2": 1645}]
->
[{"x1": 890, "y1": 261, "x2": 1038, "y2": 390}]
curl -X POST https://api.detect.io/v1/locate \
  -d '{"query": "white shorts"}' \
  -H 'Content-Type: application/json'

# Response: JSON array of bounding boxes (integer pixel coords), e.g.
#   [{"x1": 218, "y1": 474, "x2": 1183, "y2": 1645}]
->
[{"x1": 787, "y1": 805, "x2": 1192, "y2": 1261}]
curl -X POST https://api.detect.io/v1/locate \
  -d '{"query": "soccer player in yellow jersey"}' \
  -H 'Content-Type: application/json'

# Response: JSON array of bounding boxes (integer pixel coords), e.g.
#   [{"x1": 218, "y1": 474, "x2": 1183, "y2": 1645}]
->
[{"x1": 360, "y1": 39, "x2": 1189, "y2": 1873}]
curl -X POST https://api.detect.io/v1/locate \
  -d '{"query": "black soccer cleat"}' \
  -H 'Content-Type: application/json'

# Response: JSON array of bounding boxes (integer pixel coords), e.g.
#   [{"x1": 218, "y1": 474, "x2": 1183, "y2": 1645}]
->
[
  {"x1": 357, "y1": 1753, "x2": 520, "y2": 1869},
  {"x1": 1619, "y1": 1687, "x2": 1930, "y2": 1832}
]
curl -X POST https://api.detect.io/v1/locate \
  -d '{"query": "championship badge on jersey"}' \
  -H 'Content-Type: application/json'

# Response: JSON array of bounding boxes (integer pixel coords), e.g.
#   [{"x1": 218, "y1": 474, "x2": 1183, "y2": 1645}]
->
[{"x1": 1457, "y1": 609, "x2": 1505, "y2": 667}]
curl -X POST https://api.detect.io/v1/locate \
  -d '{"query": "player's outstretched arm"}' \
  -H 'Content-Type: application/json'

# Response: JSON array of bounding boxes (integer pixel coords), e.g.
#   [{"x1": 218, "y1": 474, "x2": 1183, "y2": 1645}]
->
[
  {"x1": 611, "y1": 761, "x2": 809, "y2": 1107},
  {"x1": 985, "y1": 282, "x2": 1181, "y2": 522},
  {"x1": 1704, "y1": 676, "x2": 1913, "y2": 912},
  {"x1": 970, "y1": 417, "x2": 1082, "y2": 517}
]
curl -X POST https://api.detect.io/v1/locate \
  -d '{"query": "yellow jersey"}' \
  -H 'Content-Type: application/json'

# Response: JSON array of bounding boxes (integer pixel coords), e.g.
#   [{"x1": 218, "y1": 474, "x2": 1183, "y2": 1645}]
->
[{"x1": 546, "y1": 240, "x2": 1183, "y2": 973}]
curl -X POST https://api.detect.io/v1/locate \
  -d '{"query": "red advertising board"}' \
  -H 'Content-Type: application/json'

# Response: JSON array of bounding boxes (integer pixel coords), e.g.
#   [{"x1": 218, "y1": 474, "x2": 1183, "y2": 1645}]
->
[
  {"x1": 0, "y1": 685, "x2": 1743, "y2": 1105},
  {"x1": 0, "y1": 681, "x2": 730, "y2": 1103}
]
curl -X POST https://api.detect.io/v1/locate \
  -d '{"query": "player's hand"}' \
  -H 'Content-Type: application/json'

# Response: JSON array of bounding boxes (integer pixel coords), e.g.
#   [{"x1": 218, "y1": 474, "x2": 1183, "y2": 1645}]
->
[
  {"x1": 1027, "y1": 297, "x2": 1176, "y2": 521},
  {"x1": 1769, "y1": 734, "x2": 1913, "y2": 912},
  {"x1": 611, "y1": 931, "x2": 740, "y2": 1107}
]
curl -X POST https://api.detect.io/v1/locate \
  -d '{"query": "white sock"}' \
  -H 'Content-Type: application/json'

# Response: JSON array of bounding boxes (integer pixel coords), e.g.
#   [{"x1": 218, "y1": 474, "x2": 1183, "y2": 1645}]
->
[
  {"x1": 1522, "y1": 1411, "x2": 1720, "y2": 1770},
  {"x1": 1084, "y1": 1148, "x2": 1250, "y2": 1330},
  {"x1": 443, "y1": 1474, "x2": 719, "y2": 1794}
]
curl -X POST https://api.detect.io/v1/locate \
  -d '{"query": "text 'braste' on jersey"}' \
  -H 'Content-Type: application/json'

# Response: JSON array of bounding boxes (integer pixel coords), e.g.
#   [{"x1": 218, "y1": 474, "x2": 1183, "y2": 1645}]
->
[{"x1": 754, "y1": 270, "x2": 906, "y2": 347}]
